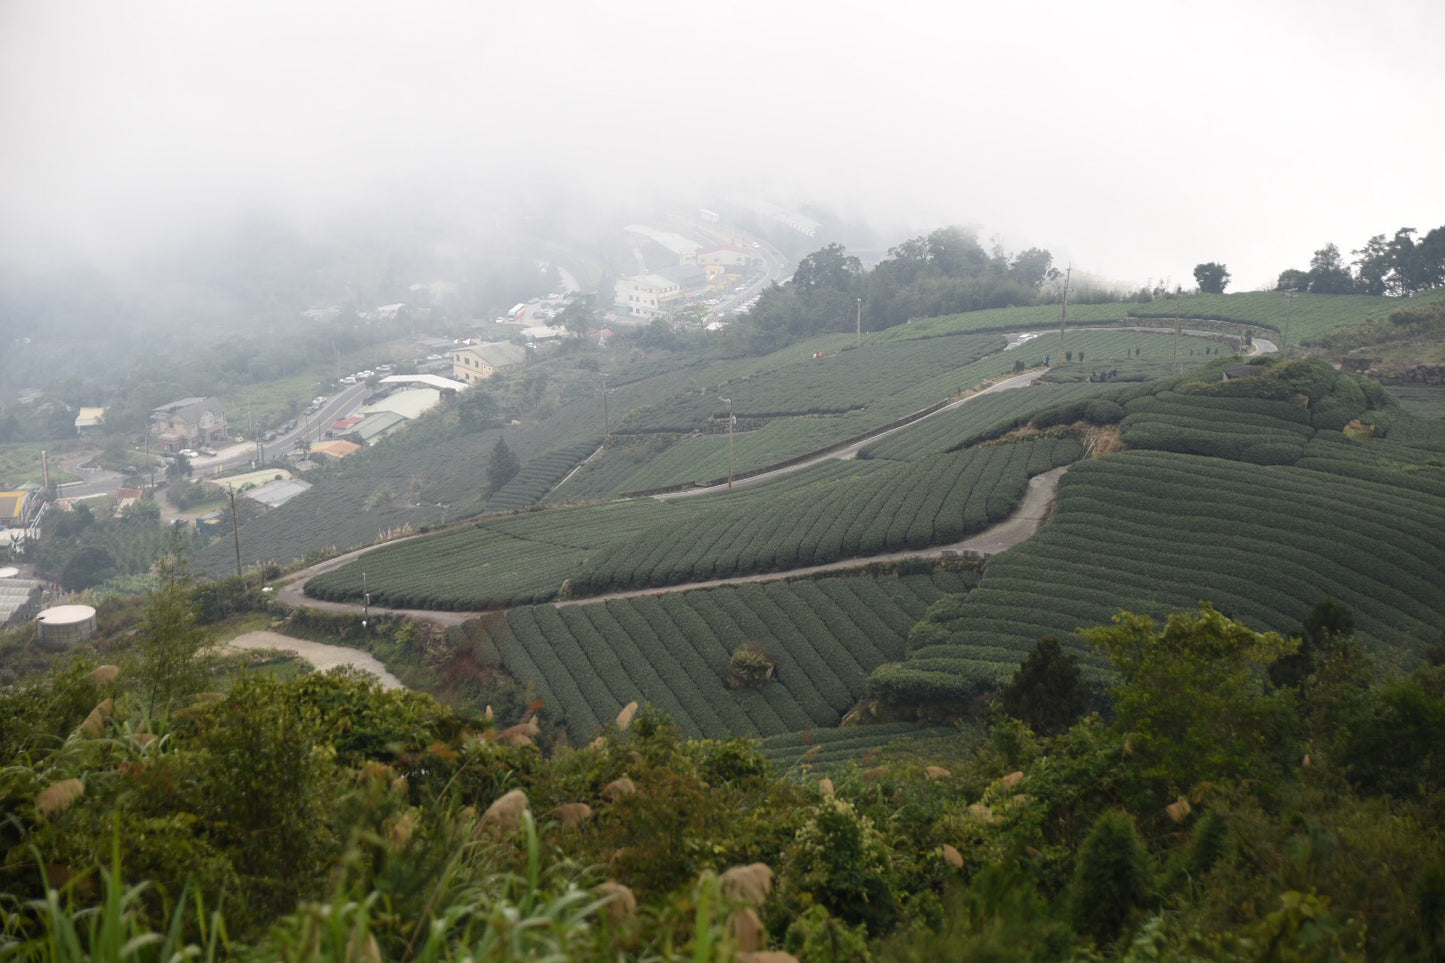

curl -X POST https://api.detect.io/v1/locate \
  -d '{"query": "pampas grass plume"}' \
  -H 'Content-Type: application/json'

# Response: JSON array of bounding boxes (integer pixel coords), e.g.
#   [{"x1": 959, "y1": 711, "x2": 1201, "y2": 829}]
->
[
  {"x1": 596, "y1": 880, "x2": 637, "y2": 923},
  {"x1": 720, "y1": 863, "x2": 773, "y2": 905},
  {"x1": 603, "y1": 777, "x2": 636, "y2": 801},
  {"x1": 36, "y1": 779, "x2": 84, "y2": 818},
  {"x1": 553, "y1": 802, "x2": 594, "y2": 827},
  {"x1": 616, "y1": 700, "x2": 638, "y2": 730},
  {"x1": 482, "y1": 788, "x2": 529, "y2": 828}
]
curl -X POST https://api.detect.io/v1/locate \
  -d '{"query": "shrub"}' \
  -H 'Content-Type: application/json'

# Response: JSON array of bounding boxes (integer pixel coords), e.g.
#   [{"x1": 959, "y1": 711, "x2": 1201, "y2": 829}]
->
[
  {"x1": 729, "y1": 643, "x2": 776, "y2": 690},
  {"x1": 1069, "y1": 809, "x2": 1151, "y2": 947}
]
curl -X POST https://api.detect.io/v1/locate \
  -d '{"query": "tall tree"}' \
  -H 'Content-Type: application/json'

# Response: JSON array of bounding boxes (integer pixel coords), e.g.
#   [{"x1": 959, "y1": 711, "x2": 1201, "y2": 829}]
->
[
  {"x1": 556, "y1": 294, "x2": 595, "y2": 340},
  {"x1": 487, "y1": 437, "x2": 521, "y2": 494},
  {"x1": 1306, "y1": 243, "x2": 1356, "y2": 294},
  {"x1": 790, "y1": 242, "x2": 861, "y2": 292},
  {"x1": 137, "y1": 531, "x2": 210, "y2": 714},
  {"x1": 1192, "y1": 262, "x2": 1231, "y2": 294},
  {"x1": 1000, "y1": 635, "x2": 1091, "y2": 735}
]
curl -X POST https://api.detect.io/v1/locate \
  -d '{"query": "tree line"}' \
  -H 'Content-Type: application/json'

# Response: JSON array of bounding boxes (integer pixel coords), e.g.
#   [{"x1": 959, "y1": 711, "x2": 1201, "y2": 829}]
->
[
  {"x1": 737, "y1": 227, "x2": 1061, "y2": 351},
  {"x1": 1277, "y1": 224, "x2": 1445, "y2": 295}
]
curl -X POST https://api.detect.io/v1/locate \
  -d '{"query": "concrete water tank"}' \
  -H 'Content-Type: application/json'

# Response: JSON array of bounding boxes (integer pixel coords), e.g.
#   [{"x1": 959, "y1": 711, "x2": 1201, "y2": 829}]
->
[{"x1": 35, "y1": 604, "x2": 97, "y2": 648}]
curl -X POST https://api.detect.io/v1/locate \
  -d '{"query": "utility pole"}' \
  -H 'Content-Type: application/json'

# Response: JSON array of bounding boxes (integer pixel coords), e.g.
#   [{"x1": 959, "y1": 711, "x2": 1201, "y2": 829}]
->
[
  {"x1": 1173, "y1": 288, "x2": 1183, "y2": 376},
  {"x1": 1057, "y1": 266, "x2": 1072, "y2": 364},
  {"x1": 227, "y1": 487, "x2": 243, "y2": 581},
  {"x1": 722, "y1": 397, "x2": 735, "y2": 489},
  {"x1": 1282, "y1": 290, "x2": 1297, "y2": 352},
  {"x1": 856, "y1": 297, "x2": 862, "y2": 348},
  {"x1": 601, "y1": 373, "x2": 610, "y2": 445},
  {"x1": 361, "y1": 570, "x2": 370, "y2": 631}
]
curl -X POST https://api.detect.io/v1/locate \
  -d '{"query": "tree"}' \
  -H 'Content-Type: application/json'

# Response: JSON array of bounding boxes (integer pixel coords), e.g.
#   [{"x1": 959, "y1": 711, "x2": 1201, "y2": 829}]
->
[
  {"x1": 1193, "y1": 262, "x2": 1231, "y2": 294},
  {"x1": 60, "y1": 544, "x2": 117, "y2": 590},
  {"x1": 555, "y1": 294, "x2": 595, "y2": 340},
  {"x1": 486, "y1": 437, "x2": 521, "y2": 494},
  {"x1": 1085, "y1": 605, "x2": 1300, "y2": 793},
  {"x1": 1010, "y1": 247, "x2": 1059, "y2": 288},
  {"x1": 1306, "y1": 243, "x2": 1356, "y2": 294},
  {"x1": 1275, "y1": 268, "x2": 1309, "y2": 292},
  {"x1": 1070, "y1": 810, "x2": 1151, "y2": 947},
  {"x1": 166, "y1": 454, "x2": 191, "y2": 480},
  {"x1": 1269, "y1": 597, "x2": 1354, "y2": 690},
  {"x1": 137, "y1": 532, "x2": 210, "y2": 714},
  {"x1": 791, "y1": 242, "x2": 861, "y2": 292},
  {"x1": 1000, "y1": 636, "x2": 1090, "y2": 736},
  {"x1": 1352, "y1": 234, "x2": 1393, "y2": 296},
  {"x1": 456, "y1": 388, "x2": 500, "y2": 432}
]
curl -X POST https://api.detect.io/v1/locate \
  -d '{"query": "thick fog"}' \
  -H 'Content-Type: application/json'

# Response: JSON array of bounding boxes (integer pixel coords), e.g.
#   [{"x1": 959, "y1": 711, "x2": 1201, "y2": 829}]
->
[{"x1": 3, "y1": 0, "x2": 1443, "y2": 291}]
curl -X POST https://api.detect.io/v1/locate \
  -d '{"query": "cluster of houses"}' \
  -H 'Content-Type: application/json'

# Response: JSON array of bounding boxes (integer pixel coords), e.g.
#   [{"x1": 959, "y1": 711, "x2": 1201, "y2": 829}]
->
[{"x1": 612, "y1": 232, "x2": 761, "y2": 321}]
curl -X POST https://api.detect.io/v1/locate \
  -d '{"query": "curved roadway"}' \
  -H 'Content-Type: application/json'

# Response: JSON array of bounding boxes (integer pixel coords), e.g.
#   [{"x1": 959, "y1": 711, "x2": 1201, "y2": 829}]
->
[{"x1": 274, "y1": 324, "x2": 1280, "y2": 624}]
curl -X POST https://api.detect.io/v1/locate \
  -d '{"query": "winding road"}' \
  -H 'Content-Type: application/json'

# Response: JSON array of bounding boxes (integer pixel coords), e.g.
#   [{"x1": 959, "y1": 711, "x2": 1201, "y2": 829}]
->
[
  {"x1": 272, "y1": 324, "x2": 1280, "y2": 627},
  {"x1": 223, "y1": 630, "x2": 404, "y2": 689}
]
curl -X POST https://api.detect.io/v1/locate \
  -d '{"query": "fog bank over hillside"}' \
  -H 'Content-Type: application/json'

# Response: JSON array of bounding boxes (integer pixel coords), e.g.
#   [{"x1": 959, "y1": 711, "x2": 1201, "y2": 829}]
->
[{"x1": 3, "y1": 1, "x2": 1443, "y2": 292}]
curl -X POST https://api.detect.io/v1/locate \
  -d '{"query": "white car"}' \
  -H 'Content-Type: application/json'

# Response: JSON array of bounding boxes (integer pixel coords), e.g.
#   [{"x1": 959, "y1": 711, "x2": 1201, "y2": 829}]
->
[
  {"x1": 340, "y1": 376, "x2": 357, "y2": 384},
  {"x1": 178, "y1": 448, "x2": 199, "y2": 458}
]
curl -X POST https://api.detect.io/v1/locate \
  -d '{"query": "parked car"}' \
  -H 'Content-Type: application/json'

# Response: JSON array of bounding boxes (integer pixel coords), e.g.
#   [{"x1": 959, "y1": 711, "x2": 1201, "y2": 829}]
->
[
  {"x1": 178, "y1": 448, "x2": 199, "y2": 458},
  {"x1": 340, "y1": 376, "x2": 356, "y2": 384},
  {"x1": 199, "y1": 446, "x2": 217, "y2": 456}
]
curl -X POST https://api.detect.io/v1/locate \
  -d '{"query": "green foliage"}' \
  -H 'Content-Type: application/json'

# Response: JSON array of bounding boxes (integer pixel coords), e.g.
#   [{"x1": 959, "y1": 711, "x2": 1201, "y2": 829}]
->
[
  {"x1": 1193, "y1": 262, "x2": 1231, "y2": 295},
  {"x1": 779, "y1": 795, "x2": 899, "y2": 935},
  {"x1": 1070, "y1": 809, "x2": 1152, "y2": 947},
  {"x1": 1336, "y1": 672, "x2": 1445, "y2": 799},
  {"x1": 784, "y1": 904, "x2": 874, "y2": 962},
  {"x1": 188, "y1": 675, "x2": 337, "y2": 930},
  {"x1": 486, "y1": 437, "x2": 521, "y2": 495},
  {"x1": 1087, "y1": 605, "x2": 1300, "y2": 795},
  {"x1": 135, "y1": 535, "x2": 210, "y2": 715},
  {"x1": 1000, "y1": 636, "x2": 1091, "y2": 736}
]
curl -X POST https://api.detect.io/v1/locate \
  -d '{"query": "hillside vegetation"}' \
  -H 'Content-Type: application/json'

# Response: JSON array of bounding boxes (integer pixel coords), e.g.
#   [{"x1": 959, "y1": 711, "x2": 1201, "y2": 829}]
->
[{"x1": 4, "y1": 598, "x2": 1444, "y2": 960}]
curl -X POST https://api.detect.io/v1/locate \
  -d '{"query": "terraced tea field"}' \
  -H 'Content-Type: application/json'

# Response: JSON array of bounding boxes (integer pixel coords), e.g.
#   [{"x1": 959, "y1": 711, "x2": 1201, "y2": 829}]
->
[
  {"x1": 471, "y1": 571, "x2": 976, "y2": 739},
  {"x1": 305, "y1": 437, "x2": 1078, "y2": 608}
]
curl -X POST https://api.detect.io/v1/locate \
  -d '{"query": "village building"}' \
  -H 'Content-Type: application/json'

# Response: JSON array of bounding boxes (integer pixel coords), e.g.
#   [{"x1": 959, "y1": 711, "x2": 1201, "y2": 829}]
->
[
  {"x1": 73, "y1": 407, "x2": 106, "y2": 437},
  {"x1": 448, "y1": 342, "x2": 527, "y2": 385},
  {"x1": 151, "y1": 397, "x2": 228, "y2": 451}
]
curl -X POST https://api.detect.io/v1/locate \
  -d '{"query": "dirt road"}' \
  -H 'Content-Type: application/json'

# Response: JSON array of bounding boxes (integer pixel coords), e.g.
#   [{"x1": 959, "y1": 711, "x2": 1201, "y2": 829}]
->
[{"x1": 224, "y1": 630, "x2": 404, "y2": 689}]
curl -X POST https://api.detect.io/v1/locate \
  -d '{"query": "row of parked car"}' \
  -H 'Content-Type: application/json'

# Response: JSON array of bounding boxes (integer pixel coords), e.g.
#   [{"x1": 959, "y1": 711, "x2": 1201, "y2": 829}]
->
[{"x1": 339, "y1": 363, "x2": 395, "y2": 385}]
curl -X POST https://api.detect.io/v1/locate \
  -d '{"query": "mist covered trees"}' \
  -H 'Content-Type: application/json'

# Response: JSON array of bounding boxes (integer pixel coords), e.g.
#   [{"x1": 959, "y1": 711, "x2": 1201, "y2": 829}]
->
[
  {"x1": 1192, "y1": 261, "x2": 1230, "y2": 294},
  {"x1": 740, "y1": 227, "x2": 1059, "y2": 349},
  {"x1": 1276, "y1": 224, "x2": 1445, "y2": 295}
]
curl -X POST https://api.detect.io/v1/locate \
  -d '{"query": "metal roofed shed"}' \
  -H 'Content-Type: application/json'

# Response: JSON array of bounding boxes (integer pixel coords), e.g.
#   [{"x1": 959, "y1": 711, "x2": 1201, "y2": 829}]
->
[
  {"x1": 0, "y1": 577, "x2": 45, "y2": 629},
  {"x1": 361, "y1": 386, "x2": 442, "y2": 421},
  {"x1": 243, "y1": 477, "x2": 313, "y2": 508},
  {"x1": 35, "y1": 604, "x2": 97, "y2": 648}
]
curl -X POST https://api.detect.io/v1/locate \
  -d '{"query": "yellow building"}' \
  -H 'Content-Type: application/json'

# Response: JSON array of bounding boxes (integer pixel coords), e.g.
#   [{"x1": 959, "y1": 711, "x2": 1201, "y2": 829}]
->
[{"x1": 448, "y1": 342, "x2": 528, "y2": 385}]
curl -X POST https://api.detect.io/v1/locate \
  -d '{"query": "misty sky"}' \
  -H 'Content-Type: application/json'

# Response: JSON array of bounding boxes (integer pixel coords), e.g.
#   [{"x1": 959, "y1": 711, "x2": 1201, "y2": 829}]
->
[{"x1": 3, "y1": 0, "x2": 1443, "y2": 291}]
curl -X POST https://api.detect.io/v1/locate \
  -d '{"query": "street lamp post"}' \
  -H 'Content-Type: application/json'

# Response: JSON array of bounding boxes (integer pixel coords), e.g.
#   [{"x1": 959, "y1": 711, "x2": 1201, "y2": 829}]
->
[
  {"x1": 362, "y1": 570, "x2": 370, "y2": 631},
  {"x1": 722, "y1": 397, "x2": 734, "y2": 489}
]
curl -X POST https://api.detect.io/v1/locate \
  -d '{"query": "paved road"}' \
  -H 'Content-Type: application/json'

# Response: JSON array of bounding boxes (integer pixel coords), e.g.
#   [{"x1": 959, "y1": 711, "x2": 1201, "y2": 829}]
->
[
  {"x1": 558, "y1": 465, "x2": 1068, "y2": 607},
  {"x1": 273, "y1": 544, "x2": 484, "y2": 625},
  {"x1": 224, "y1": 630, "x2": 403, "y2": 689},
  {"x1": 657, "y1": 369, "x2": 1045, "y2": 500}
]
